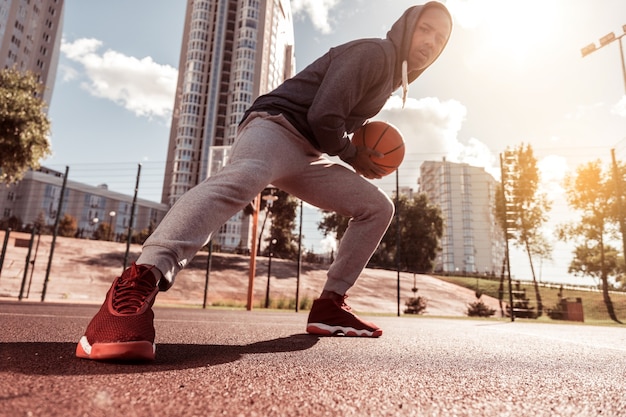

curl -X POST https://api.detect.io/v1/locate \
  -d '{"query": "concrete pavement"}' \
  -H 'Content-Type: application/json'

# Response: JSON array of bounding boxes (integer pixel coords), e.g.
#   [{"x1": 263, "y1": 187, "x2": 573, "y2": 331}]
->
[{"x1": 1, "y1": 301, "x2": 626, "y2": 416}]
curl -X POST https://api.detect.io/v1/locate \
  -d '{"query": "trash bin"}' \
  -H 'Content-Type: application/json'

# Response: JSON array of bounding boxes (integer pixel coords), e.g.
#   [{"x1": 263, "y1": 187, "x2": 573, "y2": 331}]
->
[{"x1": 561, "y1": 297, "x2": 584, "y2": 322}]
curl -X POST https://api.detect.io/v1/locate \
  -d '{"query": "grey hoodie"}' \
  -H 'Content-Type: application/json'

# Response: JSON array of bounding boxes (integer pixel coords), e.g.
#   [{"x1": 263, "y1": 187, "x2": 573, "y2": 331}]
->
[{"x1": 243, "y1": 2, "x2": 452, "y2": 162}]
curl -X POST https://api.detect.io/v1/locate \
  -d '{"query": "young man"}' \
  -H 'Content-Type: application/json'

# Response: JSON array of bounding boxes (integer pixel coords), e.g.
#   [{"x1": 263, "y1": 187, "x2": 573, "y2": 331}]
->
[{"x1": 76, "y1": 2, "x2": 452, "y2": 361}]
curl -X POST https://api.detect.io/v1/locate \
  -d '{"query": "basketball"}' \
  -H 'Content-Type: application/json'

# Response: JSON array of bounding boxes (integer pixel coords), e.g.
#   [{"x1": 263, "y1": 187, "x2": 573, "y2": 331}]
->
[{"x1": 351, "y1": 121, "x2": 405, "y2": 176}]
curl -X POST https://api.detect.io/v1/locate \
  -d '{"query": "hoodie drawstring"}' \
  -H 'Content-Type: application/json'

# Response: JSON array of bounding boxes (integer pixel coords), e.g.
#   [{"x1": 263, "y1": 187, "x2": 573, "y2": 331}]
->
[{"x1": 401, "y1": 60, "x2": 408, "y2": 108}]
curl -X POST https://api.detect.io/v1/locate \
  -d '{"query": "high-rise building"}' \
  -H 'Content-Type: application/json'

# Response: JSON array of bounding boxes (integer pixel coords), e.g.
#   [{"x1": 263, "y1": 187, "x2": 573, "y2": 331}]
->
[
  {"x1": 162, "y1": 0, "x2": 295, "y2": 252},
  {"x1": 0, "y1": 0, "x2": 64, "y2": 106},
  {"x1": 419, "y1": 159, "x2": 505, "y2": 275}
]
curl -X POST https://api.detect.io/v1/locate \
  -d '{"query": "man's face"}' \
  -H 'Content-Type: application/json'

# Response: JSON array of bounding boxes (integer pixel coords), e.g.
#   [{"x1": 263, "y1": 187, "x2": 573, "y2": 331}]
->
[{"x1": 408, "y1": 7, "x2": 451, "y2": 72}]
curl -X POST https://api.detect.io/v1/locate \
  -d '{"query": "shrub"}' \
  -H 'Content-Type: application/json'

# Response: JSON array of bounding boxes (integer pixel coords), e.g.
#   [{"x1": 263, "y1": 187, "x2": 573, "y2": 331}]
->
[
  {"x1": 467, "y1": 299, "x2": 496, "y2": 317},
  {"x1": 404, "y1": 296, "x2": 427, "y2": 314}
]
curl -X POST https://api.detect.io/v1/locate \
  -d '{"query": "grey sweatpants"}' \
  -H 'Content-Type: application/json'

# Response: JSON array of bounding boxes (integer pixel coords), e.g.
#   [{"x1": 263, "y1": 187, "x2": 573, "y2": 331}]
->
[{"x1": 138, "y1": 112, "x2": 394, "y2": 295}]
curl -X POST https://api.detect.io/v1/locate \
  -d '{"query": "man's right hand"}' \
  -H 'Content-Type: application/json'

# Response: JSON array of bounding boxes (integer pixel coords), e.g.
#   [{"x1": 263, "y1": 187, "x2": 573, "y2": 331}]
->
[{"x1": 350, "y1": 146, "x2": 386, "y2": 179}]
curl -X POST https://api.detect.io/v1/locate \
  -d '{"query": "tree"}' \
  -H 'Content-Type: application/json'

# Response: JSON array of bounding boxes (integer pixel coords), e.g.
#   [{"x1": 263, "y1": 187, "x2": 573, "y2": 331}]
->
[
  {"x1": 253, "y1": 188, "x2": 299, "y2": 259},
  {"x1": 319, "y1": 193, "x2": 443, "y2": 272},
  {"x1": 58, "y1": 214, "x2": 78, "y2": 237},
  {"x1": 373, "y1": 193, "x2": 443, "y2": 272},
  {"x1": 267, "y1": 190, "x2": 299, "y2": 259},
  {"x1": 318, "y1": 210, "x2": 350, "y2": 241},
  {"x1": 567, "y1": 243, "x2": 621, "y2": 284},
  {"x1": 496, "y1": 144, "x2": 552, "y2": 317},
  {"x1": 0, "y1": 215, "x2": 22, "y2": 231},
  {"x1": 33, "y1": 210, "x2": 48, "y2": 234},
  {"x1": 0, "y1": 68, "x2": 51, "y2": 183},
  {"x1": 558, "y1": 160, "x2": 622, "y2": 323}
]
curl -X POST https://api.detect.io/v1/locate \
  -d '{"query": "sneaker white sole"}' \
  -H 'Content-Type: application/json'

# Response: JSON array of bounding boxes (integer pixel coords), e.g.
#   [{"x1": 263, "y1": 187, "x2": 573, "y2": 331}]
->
[
  {"x1": 306, "y1": 323, "x2": 382, "y2": 338},
  {"x1": 76, "y1": 336, "x2": 156, "y2": 361}
]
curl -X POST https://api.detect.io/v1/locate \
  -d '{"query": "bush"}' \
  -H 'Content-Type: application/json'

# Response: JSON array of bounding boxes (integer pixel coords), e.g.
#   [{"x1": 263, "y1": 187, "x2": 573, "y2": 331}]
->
[
  {"x1": 404, "y1": 296, "x2": 427, "y2": 314},
  {"x1": 467, "y1": 299, "x2": 496, "y2": 317}
]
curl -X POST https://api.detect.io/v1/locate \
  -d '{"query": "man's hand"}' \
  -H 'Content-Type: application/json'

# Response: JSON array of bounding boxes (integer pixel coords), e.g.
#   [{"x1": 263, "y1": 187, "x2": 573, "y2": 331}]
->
[{"x1": 349, "y1": 146, "x2": 387, "y2": 179}]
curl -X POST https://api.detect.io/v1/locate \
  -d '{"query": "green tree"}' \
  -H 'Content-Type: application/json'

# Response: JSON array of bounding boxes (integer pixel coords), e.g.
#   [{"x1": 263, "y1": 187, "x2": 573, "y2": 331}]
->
[
  {"x1": 319, "y1": 193, "x2": 443, "y2": 272},
  {"x1": 93, "y1": 223, "x2": 106, "y2": 241},
  {"x1": 0, "y1": 68, "x2": 51, "y2": 183},
  {"x1": 58, "y1": 214, "x2": 78, "y2": 237},
  {"x1": 567, "y1": 243, "x2": 621, "y2": 285},
  {"x1": 318, "y1": 210, "x2": 350, "y2": 241},
  {"x1": 33, "y1": 210, "x2": 48, "y2": 233},
  {"x1": 558, "y1": 160, "x2": 621, "y2": 323},
  {"x1": 267, "y1": 190, "x2": 299, "y2": 259},
  {"x1": 496, "y1": 144, "x2": 551, "y2": 317},
  {"x1": 373, "y1": 193, "x2": 443, "y2": 272},
  {"x1": 254, "y1": 188, "x2": 299, "y2": 260},
  {"x1": 0, "y1": 215, "x2": 22, "y2": 231}
]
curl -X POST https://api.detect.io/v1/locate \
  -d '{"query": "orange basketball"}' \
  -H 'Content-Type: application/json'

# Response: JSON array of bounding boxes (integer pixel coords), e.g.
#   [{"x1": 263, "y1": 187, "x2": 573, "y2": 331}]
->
[{"x1": 351, "y1": 121, "x2": 405, "y2": 176}]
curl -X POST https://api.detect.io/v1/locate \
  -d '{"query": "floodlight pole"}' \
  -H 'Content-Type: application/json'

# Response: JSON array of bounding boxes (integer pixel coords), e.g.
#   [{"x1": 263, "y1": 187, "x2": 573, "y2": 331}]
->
[
  {"x1": 581, "y1": 25, "x2": 626, "y2": 94},
  {"x1": 582, "y1": 26, "x2": 626, "y2": 264},
  {"x1": 620, "y1": 36, "x2": 626, "y2": 94}
]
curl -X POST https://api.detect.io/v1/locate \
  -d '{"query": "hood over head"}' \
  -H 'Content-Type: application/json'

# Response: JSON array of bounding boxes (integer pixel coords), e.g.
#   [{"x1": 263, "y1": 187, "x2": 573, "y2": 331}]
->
[{"x1": 386, "y1": 1, "x2": 452, "y2": 105}]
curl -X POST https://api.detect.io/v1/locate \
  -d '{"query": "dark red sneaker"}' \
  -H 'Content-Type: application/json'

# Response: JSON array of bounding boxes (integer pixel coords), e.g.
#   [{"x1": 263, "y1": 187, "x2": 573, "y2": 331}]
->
[
  {"x1": 76, "y1": 263, "x2": 159, "y2": 361},
  {"x1": 306, "y1": 296, "x2": 383, "y2": 337}
]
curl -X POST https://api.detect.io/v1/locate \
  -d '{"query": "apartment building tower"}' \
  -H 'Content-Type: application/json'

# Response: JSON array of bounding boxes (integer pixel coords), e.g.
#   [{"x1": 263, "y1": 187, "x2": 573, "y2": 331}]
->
[
  {"x1": 0, "y1": 0, "x2": 64, "y2": 106},
  {"x1": 419, "y1": 159, "x2": 505, "y2": 275},
  {"x1": 161, "y1": 0, "x2": 295, "y2": 251}
]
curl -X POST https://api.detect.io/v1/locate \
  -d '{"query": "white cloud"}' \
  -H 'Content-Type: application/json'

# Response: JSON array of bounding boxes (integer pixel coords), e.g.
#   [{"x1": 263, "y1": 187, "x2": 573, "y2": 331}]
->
[
  {"x1": 538, "y1": 154, "x2": 569, "y2": 197},
  {"x1": 320, "y1": 232, "x2": 337, "y2": 254},
  {"x1": 612, "y1": 95, "x2": 626, "y2": 118},
  {"x1": 565, "y1": 101, "x2": 604, "y2": 120},
  {"x1": 59, "y1": 63, "x2": 79, "y2": 82},
  {"x1": 453, "y1": 137, "x2": 499, "y2": 178},
  {"x1": 372, "y1": 95, "x2": 498, "y2": 191},
  {"x1": 60, "y1": 38, "x2": 178, "y2": 120},
  {"x1": 291, "y1": 0, "x2": 341, "y2": 34}
]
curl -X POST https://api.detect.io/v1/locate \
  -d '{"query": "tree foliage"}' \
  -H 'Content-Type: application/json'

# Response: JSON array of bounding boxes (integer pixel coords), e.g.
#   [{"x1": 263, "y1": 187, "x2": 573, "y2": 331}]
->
[
  {"x1": 58, "y1": 214, "x2": 78, "y2": 237},
  {"x1": 319, "y1": 193, "x2": 443, "y2": 272},
  {"x1": 246, "y1": 188, "x2": 305, "y2": 261},
  {"x1": 374, "y1": 193, "x2": 443, "y2": 272},
  {"x1": 0, "y1": 68, "x2": 51, "y2": 183},
  {"x1": 567, "y1": 242, "x2": 621, "y2": 281},
  {"x1": 267, "y1": 190, "x2": 300, "y2": 259},
  {"x1": 0, "y1": 215, "x2": 22, "y2": 231},
  {"x1": 318, "y1": 210, "x2": 350, "y2": 241},
  {"x1": 496, "y1": 144, "x2": 551, "y2": 316},
  {"x1": 558, "y1": 160, "x2": 622, "y2": 323}
]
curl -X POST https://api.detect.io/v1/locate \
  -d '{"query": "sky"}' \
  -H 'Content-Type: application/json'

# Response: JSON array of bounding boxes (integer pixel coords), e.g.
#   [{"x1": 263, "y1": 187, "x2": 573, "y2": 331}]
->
[{"x1": 44, "y1": 0, "x2": 626, "y2": 286}]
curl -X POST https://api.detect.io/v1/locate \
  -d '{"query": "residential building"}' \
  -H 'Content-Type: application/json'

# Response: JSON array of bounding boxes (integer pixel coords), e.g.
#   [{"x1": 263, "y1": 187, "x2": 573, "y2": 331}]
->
[
  {"x1": 161, "y1": 0, "x2": 295, "y2": 252},
  {"x1": 0, "y1": 167, "x2": 168, "y2": 239},
  {"x1": 419, "y1": 159, "x2": 505, "y2": 275},
  {"x1": 0, "y1": 0, "x2": 64, "y2": 106}
]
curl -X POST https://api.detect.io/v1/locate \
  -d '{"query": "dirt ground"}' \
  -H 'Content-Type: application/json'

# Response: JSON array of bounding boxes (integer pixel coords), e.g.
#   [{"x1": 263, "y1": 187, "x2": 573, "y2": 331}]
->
[{"x1": 0, "y1": 231, "x2": 502, "y2": 316}]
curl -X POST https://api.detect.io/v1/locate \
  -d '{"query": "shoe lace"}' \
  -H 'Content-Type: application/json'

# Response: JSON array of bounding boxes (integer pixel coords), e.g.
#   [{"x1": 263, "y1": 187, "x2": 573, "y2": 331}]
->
[
  {"x1": 112, "y1": 263, "x2": 157, "y2": 314},
  {"x1": 339, "y1": 295, "x2": 352, "y2": 312}
]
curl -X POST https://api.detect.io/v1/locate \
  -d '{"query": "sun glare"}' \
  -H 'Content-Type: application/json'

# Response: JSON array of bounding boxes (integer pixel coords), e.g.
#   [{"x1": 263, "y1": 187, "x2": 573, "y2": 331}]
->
[
  {"x1": 449, "y1": 0, "x2": 560, "y2": 64},
  {"x1": 538, "y1": 154, "x2": 569, "y2": 194}
]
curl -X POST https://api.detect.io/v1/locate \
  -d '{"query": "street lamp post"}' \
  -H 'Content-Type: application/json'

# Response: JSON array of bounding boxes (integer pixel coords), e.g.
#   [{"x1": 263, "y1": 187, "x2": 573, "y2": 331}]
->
[
  {"x1": 108, "y1": 211, "x2": 116, "y2": 241},
  {"x1": 258, "y1": 192, "x2": 279, "y2": 254},
  {"x1": 581, "y1": 24, "x2": 626, "y2": 266},
  {"x1": 265, "y1": 238, "x2": 277, "y2": 308},
  {"x1": 581, "y1": 24, "x2": 626, "y2": 94},
  {"x1": 90, "y1": 217, "x2": 99, "y2": 239}
]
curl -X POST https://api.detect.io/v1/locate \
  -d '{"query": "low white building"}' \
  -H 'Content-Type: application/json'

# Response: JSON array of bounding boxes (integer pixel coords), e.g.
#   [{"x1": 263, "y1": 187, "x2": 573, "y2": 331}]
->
[{"x1": 0, "y1": 167, "x2": 168, "y2": 238}]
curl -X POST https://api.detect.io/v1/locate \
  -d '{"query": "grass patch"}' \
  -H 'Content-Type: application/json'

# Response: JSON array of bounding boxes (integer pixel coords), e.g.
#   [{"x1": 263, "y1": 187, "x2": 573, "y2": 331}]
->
[
  {"x1": 205, "y1": 295, "x2": 313, "y2": 311},
  {"x1": 436, "y1": 275, "x2": 626, "y2": 324}
]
